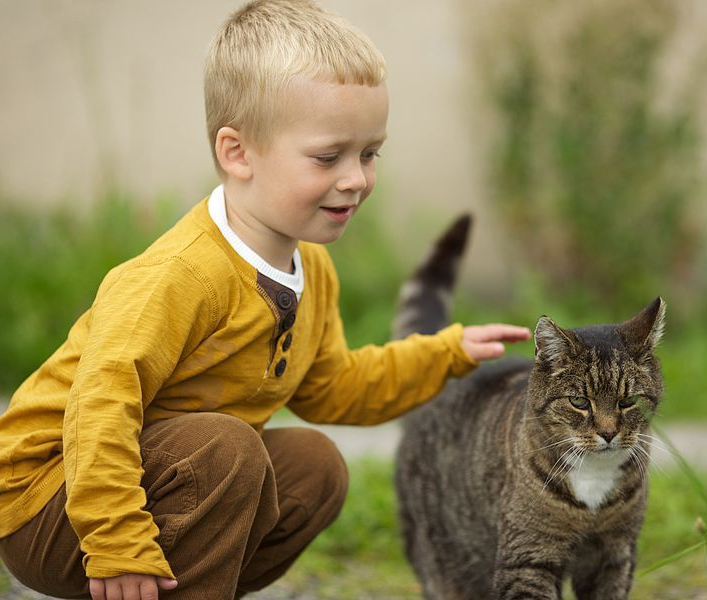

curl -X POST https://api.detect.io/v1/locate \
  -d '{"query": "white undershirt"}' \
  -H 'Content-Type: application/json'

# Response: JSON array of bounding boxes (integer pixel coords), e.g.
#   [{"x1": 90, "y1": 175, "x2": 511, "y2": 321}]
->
[{"x1": 207, "y1": 185, "x2": 304, "y2": 299}]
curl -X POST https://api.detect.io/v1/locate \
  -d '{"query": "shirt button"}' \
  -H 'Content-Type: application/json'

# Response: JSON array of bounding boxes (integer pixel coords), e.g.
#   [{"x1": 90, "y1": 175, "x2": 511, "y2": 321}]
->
[
  {"x1": 282, "y1": 333, "x2": 292, "y2": 351},
  {"x1": 277, "y1": 291, "x2": 293, "y2": 310},
  {"x1": 281, "y1": 312, "x2": 296, "y2": 331},
  {"x1": 275, "y1": 358, "x2": 287, "y2": 377}
]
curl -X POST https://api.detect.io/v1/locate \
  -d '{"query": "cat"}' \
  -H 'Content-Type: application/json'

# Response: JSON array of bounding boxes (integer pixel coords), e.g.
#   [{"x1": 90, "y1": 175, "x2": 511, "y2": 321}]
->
[{"x1": 394, "y1": 215, "x2": 665, "y2": 600}]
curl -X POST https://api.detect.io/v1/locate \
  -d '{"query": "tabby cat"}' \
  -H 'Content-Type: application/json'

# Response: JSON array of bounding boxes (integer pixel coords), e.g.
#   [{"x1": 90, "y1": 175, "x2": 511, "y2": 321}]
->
[{"x1": 394, "y1": 215, "x2": 665, "y2": 600}]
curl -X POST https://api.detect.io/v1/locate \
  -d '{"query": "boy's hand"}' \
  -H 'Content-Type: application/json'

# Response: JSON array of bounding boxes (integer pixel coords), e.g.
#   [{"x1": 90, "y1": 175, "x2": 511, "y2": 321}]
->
[
  {"x1": 89, "y1": 574, "x2": 178, "y2": 600},
  {"x1": 461, "y1": 324, "x2": 532, "y2": 362}
]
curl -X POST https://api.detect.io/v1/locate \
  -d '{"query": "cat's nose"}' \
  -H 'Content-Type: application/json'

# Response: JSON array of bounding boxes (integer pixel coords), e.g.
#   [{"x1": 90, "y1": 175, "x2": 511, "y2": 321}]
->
[{"x1": 598, "y1": 430, "x2": 617, "y2": 443}]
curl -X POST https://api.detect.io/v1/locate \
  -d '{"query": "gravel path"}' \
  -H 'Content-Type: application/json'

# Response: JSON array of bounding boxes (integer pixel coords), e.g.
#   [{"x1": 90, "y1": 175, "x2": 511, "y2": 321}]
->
[{"x1": 1, "y1": 401, "x2": 705, "y2": 599}]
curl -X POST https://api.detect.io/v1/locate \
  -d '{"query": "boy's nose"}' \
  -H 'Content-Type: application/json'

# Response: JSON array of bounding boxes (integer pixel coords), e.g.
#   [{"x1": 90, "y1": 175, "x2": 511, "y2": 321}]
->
[{"x1": 336, "y1": 162, "x2": 368, "y2": 193}]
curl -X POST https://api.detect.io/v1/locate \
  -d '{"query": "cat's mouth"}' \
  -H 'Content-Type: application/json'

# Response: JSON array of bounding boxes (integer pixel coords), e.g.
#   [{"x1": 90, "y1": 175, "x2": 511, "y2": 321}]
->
[{"x1": 588, "y1": 444, "x2": 631, "y2": 461}]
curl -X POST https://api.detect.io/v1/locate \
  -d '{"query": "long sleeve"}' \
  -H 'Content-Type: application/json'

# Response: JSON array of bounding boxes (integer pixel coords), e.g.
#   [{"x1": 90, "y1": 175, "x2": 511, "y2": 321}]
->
[
  {"x1": 287, "y1": 264, "x2": 476, "y2": 425},
  {"x1": 63, "y1": 258, "x2": 216, "y2": 579}
]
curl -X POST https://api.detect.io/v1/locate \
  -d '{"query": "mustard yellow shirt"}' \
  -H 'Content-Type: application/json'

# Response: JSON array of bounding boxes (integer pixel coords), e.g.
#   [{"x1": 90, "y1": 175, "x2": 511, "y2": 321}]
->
[{"x1": 0, "y1": 197, "x2": 475, "y2": 579}]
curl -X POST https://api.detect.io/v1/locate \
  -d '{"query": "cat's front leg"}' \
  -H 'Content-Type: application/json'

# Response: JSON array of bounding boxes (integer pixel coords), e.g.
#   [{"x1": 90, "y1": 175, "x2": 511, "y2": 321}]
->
[
  {"x1": 570, "y1": 535, "x2": 637, "y2": 600},
  {"x1": 493, "y1": 525, "x2": 571, "y2": 600}
]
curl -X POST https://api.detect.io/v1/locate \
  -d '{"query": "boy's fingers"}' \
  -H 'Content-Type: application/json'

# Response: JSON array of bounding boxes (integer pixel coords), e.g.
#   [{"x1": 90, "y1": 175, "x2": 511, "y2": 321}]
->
[
  {"x1": 466, "y1": 341, "x2": 506, "y2": 361},
  {"x1": 122, "y1": 582, "x2": 143, "y2": 600},
  {"x1": 138, "y1": 579, "x2": 159, "y2": 600},
  {"x1": 465, "y1": 324, "x2": 531, "y2": 343},
  {"x1": 105, "y1": 580, "x2": 123, "y2": 600},
  {"x1": 157, "y1": 578, "x2": 179, "y2": 590},
  {"x1": 89, "y1": 579, "x2": 106, "y2": 600}
]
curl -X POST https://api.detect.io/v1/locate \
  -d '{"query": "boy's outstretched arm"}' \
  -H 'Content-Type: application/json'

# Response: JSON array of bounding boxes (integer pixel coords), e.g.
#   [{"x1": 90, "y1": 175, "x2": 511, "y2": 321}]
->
[{"x1": 460, "y1": 323, "x2": 532, "y2": 362}]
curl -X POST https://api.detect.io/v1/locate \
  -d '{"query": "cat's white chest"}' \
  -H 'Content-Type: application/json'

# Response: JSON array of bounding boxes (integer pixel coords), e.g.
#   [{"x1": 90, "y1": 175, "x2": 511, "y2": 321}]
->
[{"x1": 567, "y1": 452, "x2": 626, "y2": 510}]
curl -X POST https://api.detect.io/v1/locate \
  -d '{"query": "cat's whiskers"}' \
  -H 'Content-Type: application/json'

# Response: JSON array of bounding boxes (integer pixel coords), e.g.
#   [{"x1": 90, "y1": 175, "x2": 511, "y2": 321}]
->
[
  {"x1": 539, "y1": 450, "x2": 572, "y2": 495},
  {"x1": 630, "y1": 440, "x2": 669, "y2": 478},
  {"x1": 627, "y1": 447, "x2": 650, "y2": 484},
  {"x1": 526, "y1": 436, "x2": 577, "y2": 455},
  {"x1": 629, "y1": 441, "x2": 662, "y2": 482},
  {"x1": 538, "y1": 445, "x2": 581, "y2": 499},
  {"x1": 635, "y1": 433, "x2": 675, "y2": 461},
  {"x1": 556, "y1": 446, "x2": 586, "y2": 488}
]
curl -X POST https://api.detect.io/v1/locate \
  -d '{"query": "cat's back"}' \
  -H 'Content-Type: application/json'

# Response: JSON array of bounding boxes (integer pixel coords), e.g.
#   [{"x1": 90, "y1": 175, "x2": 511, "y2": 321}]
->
[
  {"x1": 396, "y1": 357, "x2": 531, "y2": 514},
  {"x1": 402, "y1": 357, "x2": 531, "y2": 436}
]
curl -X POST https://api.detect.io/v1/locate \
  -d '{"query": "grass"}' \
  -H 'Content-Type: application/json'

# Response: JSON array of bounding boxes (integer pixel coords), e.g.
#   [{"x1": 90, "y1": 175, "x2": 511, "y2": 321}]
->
[
  {"x1": 0, "y1": 567, "x2": 8, "y2": 597},
  {"x1": 1, "y1": 458, "x2": 704, "y2": 598},
  {"x1": 260, "y1": 458, "x2": 707, "y2": 599}
]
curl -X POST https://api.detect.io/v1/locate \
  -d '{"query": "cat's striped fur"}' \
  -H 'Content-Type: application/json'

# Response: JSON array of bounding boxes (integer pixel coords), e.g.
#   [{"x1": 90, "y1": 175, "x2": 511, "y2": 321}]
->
[{"x1": 394, "y1": 216, "x2": 665, "y2": 599}]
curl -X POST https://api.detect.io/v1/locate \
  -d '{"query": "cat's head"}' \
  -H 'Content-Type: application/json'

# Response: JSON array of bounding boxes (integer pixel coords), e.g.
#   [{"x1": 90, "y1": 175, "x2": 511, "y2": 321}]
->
[{"x1": 527, "y1": 298, "x2": 665, "y2": 457}]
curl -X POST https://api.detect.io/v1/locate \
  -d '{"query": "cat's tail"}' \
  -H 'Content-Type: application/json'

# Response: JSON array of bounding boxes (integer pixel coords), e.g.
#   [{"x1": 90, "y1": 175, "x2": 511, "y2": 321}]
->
[{"x1": 392, "y1": 214, "x2": 472, "y2": 339}]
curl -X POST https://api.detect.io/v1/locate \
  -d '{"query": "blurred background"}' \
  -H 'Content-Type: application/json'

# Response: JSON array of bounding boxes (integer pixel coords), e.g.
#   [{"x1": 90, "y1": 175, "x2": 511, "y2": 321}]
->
[{"x1": 1, "y1": 0, "x2": 706, "y2": 598}]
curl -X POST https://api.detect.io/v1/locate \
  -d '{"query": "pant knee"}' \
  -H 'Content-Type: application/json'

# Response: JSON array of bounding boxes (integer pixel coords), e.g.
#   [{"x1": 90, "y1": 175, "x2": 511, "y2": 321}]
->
[
  {"x1": 188, "y1": 414, "x2": 273, "y2": 497},
  {"x1": 141, "y1": 413, "x2": 274, "y2": 509},
  {"x1": 199, "y1": 413, "x2": 269, "y2": 466}
]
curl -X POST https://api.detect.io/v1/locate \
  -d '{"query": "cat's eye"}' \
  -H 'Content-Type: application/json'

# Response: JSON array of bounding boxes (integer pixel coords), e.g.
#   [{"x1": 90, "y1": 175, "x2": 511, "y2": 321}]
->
[
  {"x1": 568, "y1": 396, "x2": 590, "y2": 410},
  {"x1": 618, "y1": 395, "x2": 640, "y2": 409}
]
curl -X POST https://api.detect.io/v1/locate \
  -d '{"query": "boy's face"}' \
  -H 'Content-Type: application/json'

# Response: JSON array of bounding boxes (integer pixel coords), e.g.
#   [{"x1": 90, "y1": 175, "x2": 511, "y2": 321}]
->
[{"x1": 236, "y1": 77, "x2": 389, "y2": 253}]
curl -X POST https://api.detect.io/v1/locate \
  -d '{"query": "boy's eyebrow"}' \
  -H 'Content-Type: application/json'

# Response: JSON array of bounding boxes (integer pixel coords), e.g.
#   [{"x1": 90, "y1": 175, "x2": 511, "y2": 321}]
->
[{"x1": 306, "y1": 134, "x2": 388, "y2": 149}]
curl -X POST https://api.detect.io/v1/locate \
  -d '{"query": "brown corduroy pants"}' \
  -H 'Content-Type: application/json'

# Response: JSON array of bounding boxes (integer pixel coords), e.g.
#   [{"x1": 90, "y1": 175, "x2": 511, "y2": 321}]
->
[{"x1": 0, "y1": 413, "x2": 349, "y2": 599}]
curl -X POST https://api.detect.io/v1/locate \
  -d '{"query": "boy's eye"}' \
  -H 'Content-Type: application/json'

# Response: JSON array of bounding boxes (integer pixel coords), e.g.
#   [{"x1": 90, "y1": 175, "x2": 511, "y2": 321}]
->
[
  {"x1": 361, "y1": 150, "x2": 381, "y2": 163},
  {"x1": 618, "y1": 395, "x2": 640, "y2": 409},
  {"x1": 314, "y1": 154, "x2": 339, "y2": 165},
  {"x1": 568, "y1": 396, "x2": 590, "y2": 410}
]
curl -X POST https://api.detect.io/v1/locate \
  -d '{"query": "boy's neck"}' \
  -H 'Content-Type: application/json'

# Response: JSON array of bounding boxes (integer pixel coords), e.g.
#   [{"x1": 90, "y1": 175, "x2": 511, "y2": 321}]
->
[{"x1": 222, "y1": 182, "x2": 297, "y2": 274}]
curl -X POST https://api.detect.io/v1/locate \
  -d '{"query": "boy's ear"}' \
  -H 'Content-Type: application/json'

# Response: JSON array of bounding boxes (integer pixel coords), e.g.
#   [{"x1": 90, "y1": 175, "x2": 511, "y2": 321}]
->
[{"x1": 215, "y1": 127, "x2": 253, "y2": 180}]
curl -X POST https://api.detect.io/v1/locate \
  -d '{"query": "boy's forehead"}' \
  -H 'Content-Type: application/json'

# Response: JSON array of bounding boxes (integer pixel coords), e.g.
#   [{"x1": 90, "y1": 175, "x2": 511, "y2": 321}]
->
[
  {"x1": 284, "y1": 75, "x2": 388, "y2": 109},
  {"x1": 277, "y1": 76, "x2": 388, "y2": 139}
]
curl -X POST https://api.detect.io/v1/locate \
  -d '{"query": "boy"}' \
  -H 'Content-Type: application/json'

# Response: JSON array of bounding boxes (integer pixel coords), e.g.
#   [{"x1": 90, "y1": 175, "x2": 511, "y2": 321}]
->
[{"x1": 0, "y1": 1, "x2": 531, "y2": 598}]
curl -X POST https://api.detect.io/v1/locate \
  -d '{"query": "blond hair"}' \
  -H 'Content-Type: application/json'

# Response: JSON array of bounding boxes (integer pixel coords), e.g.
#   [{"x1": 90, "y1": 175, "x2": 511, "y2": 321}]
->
[{"x1": 204, "y1": 0, "x2": 387, "y2": 175}]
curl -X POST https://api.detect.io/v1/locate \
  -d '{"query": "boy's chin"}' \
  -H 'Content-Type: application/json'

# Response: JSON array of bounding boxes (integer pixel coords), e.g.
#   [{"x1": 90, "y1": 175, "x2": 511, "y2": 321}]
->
[{"x1": 302, "y1": 224, "x2": 350, "y2": 246}]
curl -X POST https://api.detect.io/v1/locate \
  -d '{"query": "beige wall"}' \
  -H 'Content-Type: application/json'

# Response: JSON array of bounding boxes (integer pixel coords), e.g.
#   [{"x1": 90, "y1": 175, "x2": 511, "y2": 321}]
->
[
  {"x1": 0, "y1": 0, "x2": 513, "y2": 285},
  {"x1": 0, "y1": 1, "x2": 482, "y2": 209},
  {"x1": 2, "y1": 1, "x2": 705, "y2": 292}
]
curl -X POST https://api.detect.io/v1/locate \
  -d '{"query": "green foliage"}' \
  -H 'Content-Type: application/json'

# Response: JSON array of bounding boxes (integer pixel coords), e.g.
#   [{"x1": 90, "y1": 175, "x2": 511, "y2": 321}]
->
[
  {"x1": 329, "y1": 188, "x2": 404, "y2": 349},
  {"x1": 1, "y1": 193, "x2": 706, "y2": 424},
  {"x1": 0, "y1": 192, "x2": 179, "y2": 393},
  {"x1": 655, "y1": 328, "x2": 707, "y2": 422},
  {"x1": 634, "y1": 443, "x2": 707, "y2": 595},
  {"x1": 0, "y1": 564, "x2": 8, "y2": 595},
  {"x1": 478, "y1": 0, "x2": 706, "y2": 324}
]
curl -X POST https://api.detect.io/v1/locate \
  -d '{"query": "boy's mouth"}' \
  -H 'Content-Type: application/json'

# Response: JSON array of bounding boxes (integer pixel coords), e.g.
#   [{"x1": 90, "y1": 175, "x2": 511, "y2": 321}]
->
[{"x1": 321, "y1": 205, "x2": 356, "y2": 223}]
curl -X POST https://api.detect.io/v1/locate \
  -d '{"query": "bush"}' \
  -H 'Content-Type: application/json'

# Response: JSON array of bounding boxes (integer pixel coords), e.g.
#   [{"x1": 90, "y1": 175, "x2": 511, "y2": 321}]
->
[
  {"x1": 0, "y1": 192, "x2": 179, "y2": 393},
  {"x1": 474, "y1": 0, "x2": 706, "y2": 324}
]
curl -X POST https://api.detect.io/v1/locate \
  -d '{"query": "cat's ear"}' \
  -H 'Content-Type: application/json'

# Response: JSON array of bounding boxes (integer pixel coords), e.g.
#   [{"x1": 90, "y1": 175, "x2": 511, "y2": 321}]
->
[
  {"x1": 534, "y1": 316, "x2": 578, "y2": 369},
  {"x1": 618, "y1": 297, "x2": 666, "y2": 356}
]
